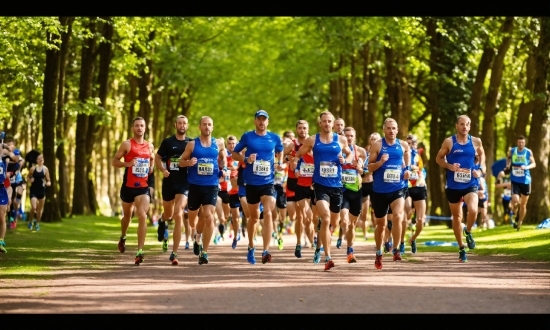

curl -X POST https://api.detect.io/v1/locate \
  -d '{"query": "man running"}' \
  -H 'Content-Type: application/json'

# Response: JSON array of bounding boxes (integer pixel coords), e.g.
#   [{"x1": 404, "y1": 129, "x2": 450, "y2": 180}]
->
[
  {"x1": 226, "y1": 135, "x2": 242, "y2": 249},
  {"x1": 1, "y1": 143, "x2": 19, "y2": 252},
  {"x1": 292, "y1": 111, "x2": 353, "y2": 271},
  {"x1": 436, "y1": 115, "x2": 484, "y2": 263},
  {"x1": 112, "y1": 117, "x2": 155, "y2": 265},
  {"x1": 359, "y1": 133, "x2": 380, "y2": 241},
  {"x1": 505, "y1": 135, "x2": 536, "y2": 231},
  {"x1": 5, "y1": 137, "x2": 24, "y2": 229},
  {"x1": 179, "y1": 116, "x2": 226, "y2": 265},
  {"x1": 495, "y1": 168, "x2": 512, "y2": 224},
  {"x1": 155, "y1": 115, "x2": 192, "y2": 265},
  {"x1": 232, "y1": 110, "x2": 284, "y2": 265},
  {"x1": 368, "y1": 118, "x2": 411, "y2": 269}
]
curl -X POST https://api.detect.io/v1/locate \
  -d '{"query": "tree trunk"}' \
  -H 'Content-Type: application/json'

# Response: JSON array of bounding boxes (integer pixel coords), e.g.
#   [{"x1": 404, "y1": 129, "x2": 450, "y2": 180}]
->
[
  {"x1": 72, "y1": 17, "x2": 97, "y2": 215},
  {"x1": 481, "y1": 16, "x2": 514, "y2": 213},
  {"x1": 513, "y1": 54, "x2": 536, "y2": 142},
  {"x1": 468, "y1": 42, "x2": 495, "y2": 137},
  {"x1": 366, "y1": 48, "x2": 380, "y2": 137},
  {"x1": 41, "y1": 20, "x2": 63, "y2": 222},
  {"x1": 127, "y1": 75, "x2": 138, "y2": 139},
  {"x1": 350, "y1": 53, "x2": 365, "y2": 144},
  {"x1": 55, "y1": 16, "x2": 74, "y2": 218},
  {"x1": 397, "y1": 54, "x2": 411, "y2": 139},
  {"x1": 526, "y1": 17, "x2": 550, "y2": 224}
]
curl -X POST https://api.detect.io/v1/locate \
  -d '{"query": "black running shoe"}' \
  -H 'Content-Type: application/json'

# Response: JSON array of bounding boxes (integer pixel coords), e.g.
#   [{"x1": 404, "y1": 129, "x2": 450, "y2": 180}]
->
[
  {"x1": 193, "y1": 241, "x2": 201, "y2": 256},
  {"x1": 157, "y1": 220, "x2": 166, "y2": 242}
]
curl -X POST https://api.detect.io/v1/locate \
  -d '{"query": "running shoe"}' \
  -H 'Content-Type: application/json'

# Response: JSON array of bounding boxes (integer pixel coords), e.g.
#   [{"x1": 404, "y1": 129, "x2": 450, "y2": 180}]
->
[
  {"x1": 324, "y1": 257, "x2": 335, "y2": 271},
  {"x1": 399, "y1": 242, "x2": 405, "y2": 254},
  {"x1": 393, "y1": 249, "x2": 402, "y2": 261},
  {"x1": 411, "y1": 240, "x2": 417, "y2": 254},
  {"x1": 213, "y1": 236, "x2": 220, "y2": 245},
  {"x1": 294, "y1": 244, "x2": 302, "y2": 258},
  {"x1": 35, "y1": 223, "x2": 40, "y2": 231},
  {"x1": 375, "y1": 253, "x2": 383, "y2": 269},
  {"x1": 135, "y1": 249, "x2": 144, "y2": 265},
  {"x1": 346, "y1": 247, "x2": 357, "y2": 263},
  {"x1": 198, "y1": 251, "x2": 209, "y2": 265},
  {"x1": 193, "y1": 241, "x2": 201, "y2": 256},
  {"x1": 459, "y1": 248, "x2": 468, "y2": 263},
  {"x1": 463, "y1": 227, "x2": 476, "y2": 249},
  {"x1": 516, "y1": 225, "x2": 521, "y2": 232},
  {"x1": 232, "y1": 238, "x2": 237, "y2": 249},
  {"x1": 247, "y1": 246, "x2": 256, "y2": 265},
  {"x1": 185, "y1": 242, "x2": 190, "y2": 250},
  {"x1": 313, "y1": 249, "x2": 321, "y2": 264},
  {"x1": 261, "y1": 250, "x2": 272, "y2": 264},
  {"x1": 170, "y1": 252, "x2": 178, "y2": 265},
  {"x1": 277, "y1": 238, "x2": 283, "y2": 250},
  {"x1": 0, "y1": 240, "x2": 6, "y2": 253},
  {"x1": 157, "y1": 220, "x2": 166, "y2": 242},
  {"x1": 384, "y1": 241, "x2": 391, "y2": 253},
  {"x1": 28, "y1": 220, "x2": 33, "y2": 230},
  {"x1": 336, "y1": 238, "x2": 342, "y2": 249},
  {"x1": 162, "y1": 239, "x2": 168, "y2": 252},
  {"x1": 512, "y1": 221, "x2": 518, "y2": 229},
  {"x1": 118, "y1": 236, "x2": 126, "y2": 253}
]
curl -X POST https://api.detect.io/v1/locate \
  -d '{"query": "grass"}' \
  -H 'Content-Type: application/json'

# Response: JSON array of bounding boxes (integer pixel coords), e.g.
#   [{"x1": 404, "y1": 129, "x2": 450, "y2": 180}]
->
[
  {"x1": 399, "y1": 223, "x2": 550, "y2": 262},
  {"x1": 0, "y1": 215, "x2": 163, "y2": 278}
]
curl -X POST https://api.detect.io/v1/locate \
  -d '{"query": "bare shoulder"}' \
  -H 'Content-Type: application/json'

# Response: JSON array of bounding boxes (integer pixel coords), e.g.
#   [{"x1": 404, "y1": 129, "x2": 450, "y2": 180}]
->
[{"x1": 472, "y1": 136, "x2": 483, "y2": 146}]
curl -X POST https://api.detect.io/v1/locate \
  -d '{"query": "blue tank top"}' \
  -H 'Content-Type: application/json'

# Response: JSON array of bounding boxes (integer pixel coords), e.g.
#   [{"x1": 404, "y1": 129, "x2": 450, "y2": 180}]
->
[
  {"x1": 187, "y1": 137, "x2": 219, "y2": 186},
  {"x1": 312, "y1": 133, "x2": 342, "y2": 188},
  {"x1": 0, "y1": 157, "x2": 6, "y2": 182},
  {"x1": 373, "y1": 138, "x2": 406, "y2": 193},
  {"x1": 501, "y1": 175, "x2": 511, "y2": 201},
  {"x1": 445, "y1": 135, "x2": 477, "y2": 190},
  {"x1": 510, "y1": 147, "x2": 531, "y2": 184}
]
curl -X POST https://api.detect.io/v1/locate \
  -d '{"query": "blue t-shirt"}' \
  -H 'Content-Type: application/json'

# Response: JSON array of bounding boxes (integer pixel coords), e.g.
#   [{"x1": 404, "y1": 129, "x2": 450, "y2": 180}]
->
[{"x1": 234, "y1": 131, "x2": 283, "y2": 186}]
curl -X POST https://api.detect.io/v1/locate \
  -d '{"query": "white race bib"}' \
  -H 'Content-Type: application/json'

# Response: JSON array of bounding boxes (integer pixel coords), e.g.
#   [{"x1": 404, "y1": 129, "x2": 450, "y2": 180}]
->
[
  {"x1": 169, "y1": 157, "x2": 181, "y2": 171},
  {"x1": 0, "y1": 166, "x2": 3, "y2": 175},
  {"x1": 299, "y1": 163, "x2": 314, "y2": 177},
  {"x1": 383, "y1": 169, "x2": 401, "y2": 183},
  {"x1": 197, "y1": 163, "x2": 214, "y2": 175},
  {"x1": 274, "y1": 172, "x2": 285, "y2": 185},
  {"x1": 320, "y1": 161, "x2": 338, "y2": 178},
  {"x1": 253, "y1": 160, "x2": 271, "y2": 176},
  {"x1": 453, "y1": 169, "x2": 471, "y2": 183},
  {"x1": 10, "y1": 174, "x2": 16, "y2": 184},
  {"x1": 132, "y1": 158, "x2": 149, "y2": 177},
  {"x1": 409, "y1": 171, "x2": 419, "y2": 180},
  {"x1": 512, "y1": 166, "x2": 524, "y2": 177},
  {"x1": 342, "y1": 171, "x2": 357, "y2": 184}
]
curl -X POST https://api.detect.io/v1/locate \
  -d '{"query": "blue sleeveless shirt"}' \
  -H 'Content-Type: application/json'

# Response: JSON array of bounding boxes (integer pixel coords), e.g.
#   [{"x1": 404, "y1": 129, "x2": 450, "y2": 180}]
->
[
  {"x1": 445, "y1": 135, "x2": 477, "y2": 190},
  {"x1": 187, "y1": 137, "x2": 220, "y2": 186},
  {"x1": 312, "y1": 133, "x2": 342, "y2": 188},
  {"x1": 510, "y1": 147, "x2": 532, "y2": 184},
  {"x1": 373, "y1": 138, "x2": 406, "y2": 193}
]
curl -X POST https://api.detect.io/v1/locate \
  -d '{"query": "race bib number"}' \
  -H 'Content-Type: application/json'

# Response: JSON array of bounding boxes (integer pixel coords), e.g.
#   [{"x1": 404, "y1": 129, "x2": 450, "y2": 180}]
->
[
  {"x1": 132, "y1": 158, "x2": 149, "y2": 177},
  {"x1": 512, "y1": 166, "x2": 525, "y2": 177},
  {"x1": 253, "y1": 160, "x2": 271, "y2": 176},
  {"x1": 383, "y1": 169, "x2": 400, "y2": 183},
  {"x1": 169, "y1": 157, "x2": 181, "y2": 171},
  {"x1": 197, "y1": 162, "x2": 214, "y2": 175},
  {"x1": 453, "y1": 168, "x2": 471, "y2": 183},
  {"x1": 320, "y1": 161, "x2": 337, "y2": 178},
  {"x1": 503, "y1": 189, "x2": 511, "y2": 197},
  {"x1": 409, "y1": 171, "x2": 419, "y2": 180},
  {"x1": 299, "y1": 163, "x2": 314, "y2": 177},
  {"x1": 274, "y1": 172, "x2": 284, "y2": 185},
  {"x1": 0, "y1": 166, "x2": 4, "y2": 175},
  {"x1": 342, "y1": 170, "x2": 357, "y2": 184}
]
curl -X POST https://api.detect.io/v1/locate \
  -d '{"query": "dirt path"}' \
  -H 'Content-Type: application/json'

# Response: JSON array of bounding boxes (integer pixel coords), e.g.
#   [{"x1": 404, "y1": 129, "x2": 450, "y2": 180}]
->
[{"x1": 2, "y1": 234, "x2": 549, "y2": 313}]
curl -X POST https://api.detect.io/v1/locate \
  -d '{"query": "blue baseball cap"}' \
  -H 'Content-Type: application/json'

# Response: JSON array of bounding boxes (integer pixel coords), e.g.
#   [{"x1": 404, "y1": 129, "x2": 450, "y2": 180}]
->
[
  {"x1": 14, "y1": 149, "x2": 20, "y2": 156},
  {"x1": 255, "y1": 110, "x2": 269, "y2": 119}
]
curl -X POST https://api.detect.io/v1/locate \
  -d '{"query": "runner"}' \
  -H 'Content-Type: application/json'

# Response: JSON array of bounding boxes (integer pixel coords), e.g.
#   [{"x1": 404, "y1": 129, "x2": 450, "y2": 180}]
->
[
  {"x1": 505, "y1": 135, "x2": 536, "y2": 231},
  {"x1": 359, "y1": 133, "x2": 380, "y2": 241},
  {"x1": 278, "y1": 130, "x2": 297, "y2": 249},
  {"x1": 368, "y1": 118, "x2": 412, "y2": 269},
  {"x1": 226, "y1": 135, "x2": 242, "y2": 249},
  {"x1": 4, "y1": 137, "x2": 24, "y2": 229},
  {"x1": 1, "y1": 143, "x2": 18, "y2": 252},
  {"x1": 155, "y1": 115, "x2": 192, "y2": 265},
  {"x1": 26, "y1": 153, "x2": 52, "y2": 232},
  {"x1": 214, "y1": 137, "x2": 233, "y2": 245},
  {"x1": 403, "y1": 134, "x2": 427, "y2": 254},
  {"x1": 436, "y1": 115, "x2": 485, "y2": 263},
  {"x1": 178, "y1": 116, "x2": 227, "y2": 265},
  {"x1": 340, "y1": 127, "x2": 366, "y2": 263},
  {"x1": 273, "y1": 137, "x2": 288, "y2": 251},
  {"x1": 231, "y1": 110, "x2": 284, "y2": 265},
  {"x1": 292, "y1": 111, "x2": 353, "y2": 271},
  {"x1": 495, "y1": 168, "x2": 512, "y2": 224},
  {"x1": 333, "y1": 118, "x2": 346, "y2": 246},
  {"x1": 111, "y1": 117, "x2": 155, "y2": 265}
]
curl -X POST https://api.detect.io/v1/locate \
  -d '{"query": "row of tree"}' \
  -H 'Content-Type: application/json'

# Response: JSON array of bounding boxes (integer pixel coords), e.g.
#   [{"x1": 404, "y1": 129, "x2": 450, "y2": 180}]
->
[{"x1": 1, "y1": 17, "x2": 549, "y2": 223}]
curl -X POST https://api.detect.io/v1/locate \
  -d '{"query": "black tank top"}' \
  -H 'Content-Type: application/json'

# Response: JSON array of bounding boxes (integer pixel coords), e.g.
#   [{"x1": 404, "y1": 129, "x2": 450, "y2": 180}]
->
[{"x1": 31, "y1": 166, "x2": 45, "y2": 191}]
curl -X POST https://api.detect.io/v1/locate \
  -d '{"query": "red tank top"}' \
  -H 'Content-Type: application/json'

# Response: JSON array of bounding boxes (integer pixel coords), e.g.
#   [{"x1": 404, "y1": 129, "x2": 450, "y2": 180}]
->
[
  {"x1": 287, "y1": 139, "x2": 303, "y2": 179},
  {"x1": 123, "y1": 138, "x2": 151, "y2": 188},
  {"x1": 297, "y1": 153, "x2": 314, "y2": 187}
]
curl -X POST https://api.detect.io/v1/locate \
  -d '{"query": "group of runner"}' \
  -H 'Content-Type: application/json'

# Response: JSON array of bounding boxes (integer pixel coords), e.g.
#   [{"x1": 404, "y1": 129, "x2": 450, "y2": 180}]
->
[{"x1": 111, "y1": 111, "x2": 536, "y2": 269}]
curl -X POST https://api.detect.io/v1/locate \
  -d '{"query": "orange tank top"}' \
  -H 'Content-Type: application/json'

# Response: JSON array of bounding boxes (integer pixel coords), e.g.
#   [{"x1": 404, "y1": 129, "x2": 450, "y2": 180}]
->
[{"x1": 123, "y1": 138, "x2": 151, "y2": 188}]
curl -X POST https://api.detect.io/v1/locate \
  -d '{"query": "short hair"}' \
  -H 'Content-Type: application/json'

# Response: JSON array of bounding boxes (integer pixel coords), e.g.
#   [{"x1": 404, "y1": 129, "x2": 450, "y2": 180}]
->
[
  {"x1": 344, "y1": 127, "x2": 356, "y2": 134},
  {"x1": 370, "y1": 132, "x2": 381, "y2": 139},
  {"x1": 456, "y1": 115, "x2": 471, "y2": 125},
  {"x1": 200, "y1": 116, "x2": 213, "y2": 125},
  {"x1": 517, "y1": 135, "x2": 526, "y2": 140},
  {"x1": 406, "y1": 134, "x2": 418, "y2": 142},
  {"x1": 319, "y1": 110, "x2": 334, "y2": 121},
  {"x1": 295, "y1": 119, "x2": 308, "y2": 128},
  {"x1": 5, "y1": 136, "x2": 15, "y2": 144},
  {"x1": 383, "y1": 118, "x2": 398, "y2": 128},
  {"x1": 176, "y1": 115, "x2": 188, "y2": 123},
  {"x1": 335, "y1": 118, "x2": 345, "y2": 123},
  {"x1": 227, "y1": 135, "x2": 237, "y2": 141},
  {"x1": 283, "y1": 130, "x2": 294, "y2": 139},
  {"x1": 132, "y1": 116, "x2": 145, "y2": 124}
]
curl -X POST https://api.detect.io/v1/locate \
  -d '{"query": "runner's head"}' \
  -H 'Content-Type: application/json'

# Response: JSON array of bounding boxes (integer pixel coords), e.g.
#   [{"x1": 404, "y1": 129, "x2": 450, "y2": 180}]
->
[
  {"x1": 5, "y1": 136, "x2": 15, "y2": 148},
  {"x1": 283, "y1": 130, "x2": 295, "y2": 141},
  {"x1": 455, "y1": 115, "x2": 471, "y2": 136},
  {"x1": 318, "y1": 111, "x2": 334, "y2": 134},
  {"x1": 175, "y1": 115, "x2": 188, "y2": 136},
  {"x1": 369, "y1": 132, "x2": 381, "y2": 146},
  {"x1": 382, "y1": 118, "x2": 398, "y2": 140},
  {"x1": 344, "y1": 127, "x2": 356, "y2": 146},
  {"x1": 36, "y1": 153, "x2": 44, "y2": 165},
  {"x1": 132, "y1": 117, "x2": 146, "y2": 138},
  {"x1": 406, "y1": 134, "x2": 418, "y2": 149},
  {"x1": 199, "y1": 116, "x2": 214, "y2": 137},
  {"x1": 517, "y1": 135, "x2": 526, "y2": 150},
  {"x1": 295, "y1": 119, "x2": 309, "y2": 139},
  {"x1": 254, "y1": 109, "x2": 269, "y2": 132},
  {"x1": 226, "y1": 135, "x2": 237, "y2": 153},
  {"x1": 334, "y1": 118, "x2": 345, "y2": 135}
]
